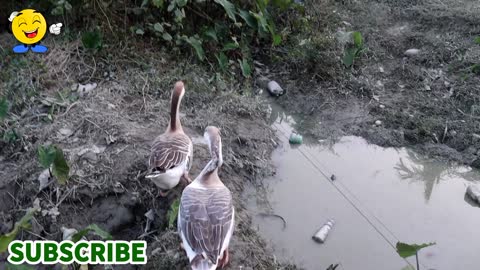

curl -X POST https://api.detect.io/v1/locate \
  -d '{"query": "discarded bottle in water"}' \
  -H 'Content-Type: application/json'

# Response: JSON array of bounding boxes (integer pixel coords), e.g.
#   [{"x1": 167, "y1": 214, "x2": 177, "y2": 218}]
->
[
  {"x1": 312, "y1": 219, "x2": 335, "y2": 243},
  {"x1": 289, "y1": 133, "x2": 303, "y2": 144},
  {"x1": 466, "y1": 185, "x2": 480, "y2": 203}
]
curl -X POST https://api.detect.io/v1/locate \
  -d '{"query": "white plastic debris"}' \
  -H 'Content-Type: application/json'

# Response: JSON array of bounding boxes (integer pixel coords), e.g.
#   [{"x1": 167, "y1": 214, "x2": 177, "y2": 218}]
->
[
  {"x1": 466, "y1": 185, "x2": 480, "y2": 203},
  {"x1": 77, "y1": 83, "x2": 97, "y2": 96},
  {"x1": 267, "y1": 81, "x2": 285, "y2": 96},
  {"x1": 37, "y1": 169, "x2": 51, "y2": 191},
  {"x1": 312, "y1": 219, "x2": 335, "y2": 243},
  {"x1": 61, "y1": 226, "x2": 79, "y2": 241},
  {"x1": 404, "y1": 49, "x2": 420, "y2": 56},
  {"x1": 375, "y1": 120, "x2": 382, "y2": 126}
]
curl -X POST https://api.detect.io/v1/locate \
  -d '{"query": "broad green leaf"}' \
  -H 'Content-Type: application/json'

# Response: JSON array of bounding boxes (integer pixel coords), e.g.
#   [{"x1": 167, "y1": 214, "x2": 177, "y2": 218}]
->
[
  {"x1": 215, "y1": 52, "x2": 229, "y2": 72},
  {"x1": 252, "y1": 11, "x2": 269, "y2": 34},
  {"x1": 0, "y1": 207, "x2": 38, "y2": 253},
  {"x1": 6, "y1": 263, "x2": 35, "y2": 270},
  {"x1": 0, "y1": 97, "x2": 8, "y2": 120},
  {"x1": 72, "y1": 224, "x2": 112, "y2": 242},
  {"x1": 203, "y1": 28, "x2": 218, "y2": 42},
  {"x1": 154, "y1": 22, "x2": 164, "y2": 32},
  {"x1": 162, "y1": 32, "x2": 173, "y2": 41},
  {"x1": 222, "y1": 42, "x2": 239, "y2": 51},
  {"x1": 272, "y1": 34, "x2": 282, "y2": 46},
  {"x1": 238, "y1": 10, "x2": 257, "y2": 28},
  {"x1": 51, "y1": 147, "x2": 69, "y2": 185},
  {"x1": 343, "y1": 47, "x2": 357, "y2": 68},
  {"x1": 152, "y1": 0, "x2": 164, "y2": 8},
  {"x1": 238, "y1": 58, "x2": 252, "y2": 78},
  {"x1": 353, "y1": 31, "x2": 363, "y2": 48},
  {"x1": 176, "y1": 0, "x2": 188, "y2": 7},
  {"x1": 64, "y1": 1, "x2": 73, "y2": 11},
  {"x1": 82, "y1": 30, "x2": 102, "y2": 49},
  {"x1": 167, "y1": 1, "x2": 176, "y2": 12},
  {"x1": 475, "y1": 37, "x2": 480, "y2": 45},
  {"x1": 396, "y1": 242, "x2": 436, "y2": 258},
  {"x1": 51, "y1": 6, "x2": 64, "y2": 16},
  {"x1": 271, "y1": 0, "x2": 292, "y2": 10},
  {"x1": 184, "y1": 36, "x2": 205, "y2": 61},
  {"x1": 214, "y1": 0, "x2": 237, "y2": 22},
  {"x1": 168, "y1": 198, "x2": 180, "y2": 228},
  {"x1": 3, "y1": 129, "x2": 18, "y2": 143},
  {"x1": 38, "y1": 145, "x2": 56, "y2": 169}
]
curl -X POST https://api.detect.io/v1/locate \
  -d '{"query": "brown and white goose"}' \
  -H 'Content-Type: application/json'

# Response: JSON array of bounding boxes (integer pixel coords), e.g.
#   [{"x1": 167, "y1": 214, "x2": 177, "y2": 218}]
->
[
  {"x1": 178, "y1": 126, "x2": 234, "y2": 270},
  {"x1": 146, "y1": 81, "x2": 193, "y2": 196}
]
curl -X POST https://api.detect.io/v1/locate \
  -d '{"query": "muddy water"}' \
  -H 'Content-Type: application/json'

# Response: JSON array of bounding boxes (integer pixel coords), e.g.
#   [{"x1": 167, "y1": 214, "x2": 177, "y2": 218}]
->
[{"x1": 245, "y1": 98, "x2": 480, "y2": 270}]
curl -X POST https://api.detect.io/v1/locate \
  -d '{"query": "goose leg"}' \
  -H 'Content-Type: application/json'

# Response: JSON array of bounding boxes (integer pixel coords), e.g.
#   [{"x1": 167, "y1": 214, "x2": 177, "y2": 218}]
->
[
  {"x1": 183, "y1": 172, "x2": 192, "y2": 183},
  {"x1": 218, "y1": 249, "x2": 230, "y2": 269},
  {"x1": 158, "y1": 190, "x2": 170, "y2": 197}
]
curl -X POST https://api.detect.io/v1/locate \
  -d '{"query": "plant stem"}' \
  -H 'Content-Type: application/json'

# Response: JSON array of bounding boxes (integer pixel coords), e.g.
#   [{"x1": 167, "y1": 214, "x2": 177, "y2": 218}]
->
[{"x1": 416, "y1": 252, "x2": 420, "y2": 270}]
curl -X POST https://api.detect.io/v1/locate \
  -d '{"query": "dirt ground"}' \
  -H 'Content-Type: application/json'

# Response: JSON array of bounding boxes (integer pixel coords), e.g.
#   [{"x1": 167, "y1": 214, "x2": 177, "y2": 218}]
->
[
  {"x1": 2, "y1": 0, "x2": 480, "y2": 269},
  {"x1": 0, "y1": 34, "x2": 296, "y2": 269},
  {"x1": 268, "y1": 0, "x2": 480, "y2": 166}
]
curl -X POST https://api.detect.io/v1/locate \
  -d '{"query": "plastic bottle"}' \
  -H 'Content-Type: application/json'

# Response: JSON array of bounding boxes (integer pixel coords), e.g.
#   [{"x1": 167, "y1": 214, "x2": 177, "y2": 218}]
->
[{"x1": 312, "y1": 219, "x2": 335, "y2": 243}]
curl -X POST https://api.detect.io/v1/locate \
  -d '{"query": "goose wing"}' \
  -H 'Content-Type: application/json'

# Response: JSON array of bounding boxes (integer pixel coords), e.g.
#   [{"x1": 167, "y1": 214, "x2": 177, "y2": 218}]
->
[
  {"x1": 149, "y1": 132, "x2": 192, "y2": 172},
  {"x1": 179, "y1": 185, "x2": 234, "y2": 264}
]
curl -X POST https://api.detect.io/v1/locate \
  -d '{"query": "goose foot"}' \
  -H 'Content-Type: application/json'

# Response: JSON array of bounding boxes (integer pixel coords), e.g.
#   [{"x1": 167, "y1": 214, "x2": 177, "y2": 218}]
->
[{"x1": 218, "y1": 248, "x2": 229, "y2": 269}]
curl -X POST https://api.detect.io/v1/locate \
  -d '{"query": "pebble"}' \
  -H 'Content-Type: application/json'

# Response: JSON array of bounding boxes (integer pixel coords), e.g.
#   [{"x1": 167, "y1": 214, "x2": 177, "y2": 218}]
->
[
  {"x1": 404, "y1": 49, "x2": 420, "y2": 56},
  {"x1": 267, "y1": 80, "x2": 285, "y2": 96},
  {"x1": 375, "y1": 120, "x2": 382, "y2": 126},
  {"x1": 379, "y1": 104, "x2": 386, "y2": 109},
  {"x1": 379, "y1": 67, "x2": 385, "y2": 73},
  {"x1": 424, "y1": 85, "x2": 431, "y2": 91}
]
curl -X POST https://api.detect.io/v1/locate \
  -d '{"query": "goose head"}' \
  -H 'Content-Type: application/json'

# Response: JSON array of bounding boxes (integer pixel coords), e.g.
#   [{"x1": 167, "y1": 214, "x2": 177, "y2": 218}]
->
[{"x1": 204, "y1": 126, "x2": 223, "y2": 170}]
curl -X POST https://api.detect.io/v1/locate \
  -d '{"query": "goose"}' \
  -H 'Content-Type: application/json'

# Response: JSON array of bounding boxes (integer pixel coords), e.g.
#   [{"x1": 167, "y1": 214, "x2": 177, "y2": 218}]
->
[
  {"x1": 178, "y1": 126, "x2": 234, "y2": 270},
  {"x1": 146, "y1": 81, "x2": 193, "y2": 196}
]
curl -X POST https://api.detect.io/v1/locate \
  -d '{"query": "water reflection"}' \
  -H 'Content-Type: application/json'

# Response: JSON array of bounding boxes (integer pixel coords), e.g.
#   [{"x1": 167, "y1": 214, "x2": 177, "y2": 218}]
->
[{"x1": 395, "y1": 148, "x2": 478, "y2": 202}]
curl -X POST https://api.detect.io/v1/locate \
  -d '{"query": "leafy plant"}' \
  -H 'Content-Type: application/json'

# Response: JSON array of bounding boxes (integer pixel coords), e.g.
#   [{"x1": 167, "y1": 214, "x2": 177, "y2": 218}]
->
[
  {"x1": 343, "y1": 31, "x2": 365, "y2": 68},
  {"x1": 82, "y1": 30, "x2": 103, "y2": 50},
  {"x1": 71, "y1": 224, "x2": 112, "y2": 242},
  {"x1": 167, "y1": 198, "x2": 180, "y2": 228},
  {"x1": 38, "y1": 145, "x2": 70, "y2": 185},
  {"x1": 3, "y1": 129, "x2": 19, "y2": 143},
  {"x1": 0, "y1": 97, "x2": 8, "y2": 120},
  {"x1": 0, "y1": 207, "x2": 39, "y2": 253},
  {"x1": 396, "y1": 241, "x2": 436, "y2": 270}
]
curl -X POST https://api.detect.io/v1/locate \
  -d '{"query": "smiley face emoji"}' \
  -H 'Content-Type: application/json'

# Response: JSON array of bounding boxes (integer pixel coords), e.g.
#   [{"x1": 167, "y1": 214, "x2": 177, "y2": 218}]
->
[
  {"x1": 11, "y1": 9, "x2": 47, "y2": 45},
  {"x1": 9, "y1": 9, "x2": 62, "y2": 54}
]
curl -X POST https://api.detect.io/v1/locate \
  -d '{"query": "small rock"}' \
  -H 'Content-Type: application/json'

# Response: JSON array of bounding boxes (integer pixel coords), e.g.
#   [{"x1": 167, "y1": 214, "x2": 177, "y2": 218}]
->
[
  {"x1": 267, "y1": 81, "x2": 285, "y2": 96},
  {"x1": 448, "y1": 130, "x2": 457, "y2": 137},
  {"x1": 466, "y1": 185, "x2": 480, "y2": 203},
  {"x1": 58, "y1": 128, "x2": 73, "y2": 137},
  {"x1": 379, "y1": 67, "x2": 385, "y2": 73},
  {"x1": 107, "y1": 103, "x2": 116, "y2": 109},
  {"x1": 379, "y1": 104, "x2": 385, "y2": 109},
  {"x1": 424, "y1": 85, "x2": 431, "y2": 91},
  {"x1": 404, "y1": 49, "x2": 420, "y2": 56},
  {"x1": 472, "y1": 133, "x2": 480, "y2": 142},
  {"x1": 375, "y1": 120, "x2": 382, "y2": 126}
]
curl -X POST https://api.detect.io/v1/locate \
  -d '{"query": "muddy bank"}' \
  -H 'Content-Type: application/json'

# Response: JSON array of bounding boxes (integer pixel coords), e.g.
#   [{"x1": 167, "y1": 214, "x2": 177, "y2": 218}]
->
[
  {"x1": 0, "y1": 36, "x2": 296, "y2": 269},
  {"x1": 261, "y1": 0, "x2": 480, "y2": 167}
]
